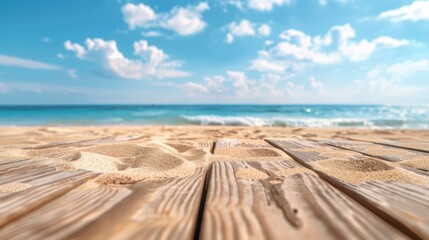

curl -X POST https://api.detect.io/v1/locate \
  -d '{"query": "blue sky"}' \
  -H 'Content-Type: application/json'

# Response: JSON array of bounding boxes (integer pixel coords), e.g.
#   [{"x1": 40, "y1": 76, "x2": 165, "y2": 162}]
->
[{"x1": 0, "y1": 0, "x2": 428, "y2": 104}]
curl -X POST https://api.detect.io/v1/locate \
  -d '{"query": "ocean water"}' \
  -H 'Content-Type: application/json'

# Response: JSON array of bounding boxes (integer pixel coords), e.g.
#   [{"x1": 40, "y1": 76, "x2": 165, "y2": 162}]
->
[{"x1": 0, "y1": 105, "x2": 428, "y2": 129}]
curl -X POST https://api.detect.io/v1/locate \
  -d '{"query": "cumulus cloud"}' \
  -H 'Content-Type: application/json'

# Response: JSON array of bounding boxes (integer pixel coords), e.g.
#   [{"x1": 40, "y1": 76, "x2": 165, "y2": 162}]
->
[
  {"x1": 247, "y1": 0, "x2": 290, "y2": 11},
  {"x1": 122, "y1": 2, "x2": 209, "y2": 36},
  {"x1": 386, "y1": 59, "x2": 429, "y2": 78},
  {"x1": 364, "y1": 59, "x2": 429, "y2": 92},
  {"x1": 248, "y1": 23, "x2": 409, "y2": 73},
  {"x1": 258, "y1": 24, "x2": 271, "y2": 36},
  {"x1": 276, "y1": 24, "x2": 408, "y2": 63},
  {"x1": 183, "y1": 71, "x2": 251, "y2": 97},
  {"x1": 378, "y1": 1, "x2": 429, "y2": 22},
  {"x1": 227, "y1": 70, "x2": 251, "y2": 95},
  {"x1": 223, "y1": 0, "x2": 290, "y2": 11},
  {"x1": 182, "y1": 70, "x2": 327, "y2": 100},
  {"x1": 318, "y1": 0, "x2": 349, "y2": 6},
  {"x1": 204, "y1": 75, "x2": 227, "y2": 93},
  {"x1": 122, "y1": 3, "x2": 157, "y2": 29},
  {"x1": 183, "y1": 82, "x2": 209, "y2": 96},
  {"x1": 249, "y1": 59, "x2": 286, "y2": 72},
  {"x1": 64, "y1": 38, "x2": 189, "y2": 80},
  {"x1": 225, "y1": 20, "x2": 271, "y2": 43}
]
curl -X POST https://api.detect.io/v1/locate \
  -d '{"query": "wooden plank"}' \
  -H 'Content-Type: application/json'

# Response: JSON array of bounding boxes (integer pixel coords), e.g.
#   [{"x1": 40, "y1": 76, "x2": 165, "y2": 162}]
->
[
  {"x1": 0, "y1": 167, "x2": 96, "y2": 197},
  {"x1": 341, "y1": 136, "x2": 429, "y2": 153},
  {"x1": 0, "y1": 139, "x2": 211, "y2": 240},
  {"x1": 0, "y1": 181, "x2": 131, "y2": 240},
  {"x1": 61, "y1": 167, "x2": 207, "y2": 240},
  {"x1": 200, "y1": 160, "x2": 407, "y2": 240},
  {"x1": 0, "y1": 171, "x2": 96, "y2": 228},
  {"x1": 268, "y1": 138, "x2": 429, "y2": 240},
  {"x1": 0, "y1": 158, "x2": 45, "y2": 173},
  {"x1": 316, "y1": 139, "x2": 429, "y2": 175}
]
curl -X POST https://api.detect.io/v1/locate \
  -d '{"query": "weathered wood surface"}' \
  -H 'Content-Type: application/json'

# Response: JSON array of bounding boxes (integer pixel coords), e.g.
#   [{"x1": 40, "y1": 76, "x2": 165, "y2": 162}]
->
[
  {"x1": 315, "y1": 138, "x2": 429, "y2": 175},
  {"x1": 0, "y1": 165, "x2": 97, "y2": 228},
  {"x1": 340, "y1": 136, "x2": 429, "y2": 153},
  {"x1": 0, "y1": 136, "x2": 428, "y2": 239},
  {"x1": 200, "y1": 160, "x2": 407, "y2": 240},
  {"x1": 0, "y1": 156, "x2": 208, "y2": 239},
  {"x1": 70, "y1": 167, "x2": 207, "y2": 240},
  {"x1": 0, "y1": 181, "x2": 131, "y2": 240},
  {"x1": 268, "y1": 138, "x2": 429, "y2": 240}
]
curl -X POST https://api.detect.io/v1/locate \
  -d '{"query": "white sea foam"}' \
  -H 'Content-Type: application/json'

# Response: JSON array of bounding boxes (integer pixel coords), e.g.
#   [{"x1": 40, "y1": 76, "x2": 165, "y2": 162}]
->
[{"x1": 180, "y1": 115, "x2": 422, "y2": 128}]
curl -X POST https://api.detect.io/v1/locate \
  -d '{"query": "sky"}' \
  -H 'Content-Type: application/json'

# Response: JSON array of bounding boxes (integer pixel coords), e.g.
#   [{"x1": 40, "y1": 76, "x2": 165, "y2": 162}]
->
[{"x1": 0, "y1": 0, "x2": 428, "y2": 104}]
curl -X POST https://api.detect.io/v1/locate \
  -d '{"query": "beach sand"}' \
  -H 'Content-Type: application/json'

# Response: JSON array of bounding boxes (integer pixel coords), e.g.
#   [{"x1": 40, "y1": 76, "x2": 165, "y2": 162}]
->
[{"x1": 0, "y1": 126, "x2": 428, "y2": 186}]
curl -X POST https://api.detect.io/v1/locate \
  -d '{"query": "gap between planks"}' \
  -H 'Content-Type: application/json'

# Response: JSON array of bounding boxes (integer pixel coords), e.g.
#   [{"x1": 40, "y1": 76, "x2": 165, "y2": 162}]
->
[{"x1": 266, "y1": 138, "x2": 428, "y2": 240}]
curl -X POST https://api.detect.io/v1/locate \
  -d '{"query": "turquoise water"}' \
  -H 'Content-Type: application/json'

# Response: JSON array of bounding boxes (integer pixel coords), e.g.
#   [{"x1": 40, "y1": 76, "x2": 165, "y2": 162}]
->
[{"x1": 0, "y1": 105, "x2": 428, "y2": 128}]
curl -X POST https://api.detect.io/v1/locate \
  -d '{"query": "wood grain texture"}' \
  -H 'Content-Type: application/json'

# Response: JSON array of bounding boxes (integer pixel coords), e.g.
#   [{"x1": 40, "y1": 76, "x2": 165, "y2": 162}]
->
[
  {"x1": 0, "y1": 158, "x2": 46, "y2": 173},
  {"x1": 268, "y1": 138, "x2": 429, "y2": 240},
  {"x1": 316, "y1": 139, "x2": 429, "y2": 175},
  {"x1": 341, "y1": 136, "x2": 429, "y2": 153},
  {"x1": 200, "y1": 160, "x2": 407, "y2": 240},
  {"x1": 0, "y1": 170, "x2": 96, "y2": 228},
  {"x1": 0, "y1": 181, "x2": 131, "y2": 240},
  {"x1": 69, "y1": 167, "x2": 207, "y2": 240}
]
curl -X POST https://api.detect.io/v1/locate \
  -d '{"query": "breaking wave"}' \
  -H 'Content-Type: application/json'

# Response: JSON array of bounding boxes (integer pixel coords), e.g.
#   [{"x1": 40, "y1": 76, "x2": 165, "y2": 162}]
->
[{"x1": 181, "y1": 115, "x2": 427, "y2": 128}]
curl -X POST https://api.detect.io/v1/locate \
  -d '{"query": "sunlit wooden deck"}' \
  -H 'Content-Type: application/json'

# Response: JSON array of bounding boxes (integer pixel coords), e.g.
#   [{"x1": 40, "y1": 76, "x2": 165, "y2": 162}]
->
[{"x1": 0, "y1": 131, "x2": 428, "y2": 240}]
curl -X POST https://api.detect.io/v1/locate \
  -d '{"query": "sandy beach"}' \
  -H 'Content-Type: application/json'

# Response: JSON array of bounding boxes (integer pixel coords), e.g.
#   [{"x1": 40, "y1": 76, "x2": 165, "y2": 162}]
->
[
  {"x1": 0, "y1": 126, "x2": 428, "y2": 239},
  {"x1": 0, "y1": 126, "x2": 428, "y2": 186}
]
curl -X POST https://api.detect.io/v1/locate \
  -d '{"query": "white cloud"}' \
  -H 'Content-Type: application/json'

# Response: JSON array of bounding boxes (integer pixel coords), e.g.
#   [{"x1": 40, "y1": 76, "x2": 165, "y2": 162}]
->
[
  {"x1": 0, "y1": 54, "x2": 77, "y2": 78},
  {"x1": 133, "y1": 40, "x2": 168, "y2": 65},
  {"x1": 182, "y1": 70, "x2": 329, "y2": 100},
  {"x1": 386, "y1": 59, "x2": 429, "y2": 78},
  {"x1": 228, "y1": 20, "x2": 255, "y2": 37},
  {"x1": 249, "y1": 59, "x2": 286, "y2": 72},
  {"x1": 0, "y1": 54, "x2": 62, "y2": 70},
  {"x1": 122, "y1": 2, "x2": 209, "y2": 36},
  {"x1": 378, "y1": 1, "x2": 429, "y2": 22},
  {"x1": 258, "y1": 24, "x2": 271, "y2": 36},
  {"x1": 318, "y1": 0, "x2": 349, "y2": 6},
  {"x1": 121, "y1": 3, "x2": 157, "y2": 29},
  {"x1": 64, "y1": 38, "x2": 189, "y2": 80},
  {"x1": 142, "y1": 31, "x2": 163, "y2": 37},
  {"x1": 225, "y1": 20, "x2": 270, "y2": 43},
  {"x1": 204, "y1": 75, "x2": 227, "y2": 93},
  {"x1": 309, "y1": 76, "x2": 324, "y2": 93},
  {"x1": 364, "y1": 59, "x2": 429, "y2": 92},
  {"x1": 161, "y1": 2, "x2": 209, "y2": 35},
  {"x1": 184, "y1": 82, "x2": 209, "y2": 96},
  {"x1": 247, "y1": 0, "x2": 290, "y2": 11},
  {"x1": 227, "y1": 71, "x2": 251, "y2": 95},
  {"x1": 224, "y1": 0, "x2": 347, "y2": 11},
  {"x1": 251, "y1": 23, "x2": 409, "y2": 70},
  {"x1": 226, "y1": 34, "x2": 234, "y2": 43},
  {"x1": 68, "y1": 69, "x2": 78, "y2": 78}
]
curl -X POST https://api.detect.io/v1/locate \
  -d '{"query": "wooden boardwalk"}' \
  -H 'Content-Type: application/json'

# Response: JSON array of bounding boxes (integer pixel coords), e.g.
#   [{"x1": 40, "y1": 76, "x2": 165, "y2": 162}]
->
[{"x1": 0, "y1": 136, "x2": 428, "y2": 240}]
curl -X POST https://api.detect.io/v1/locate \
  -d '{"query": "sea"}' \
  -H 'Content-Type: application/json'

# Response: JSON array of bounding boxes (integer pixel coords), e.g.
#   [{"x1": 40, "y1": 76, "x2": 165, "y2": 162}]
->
[{"x1": 0, "y1": 105, "x2": 428, "y2": 129}]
